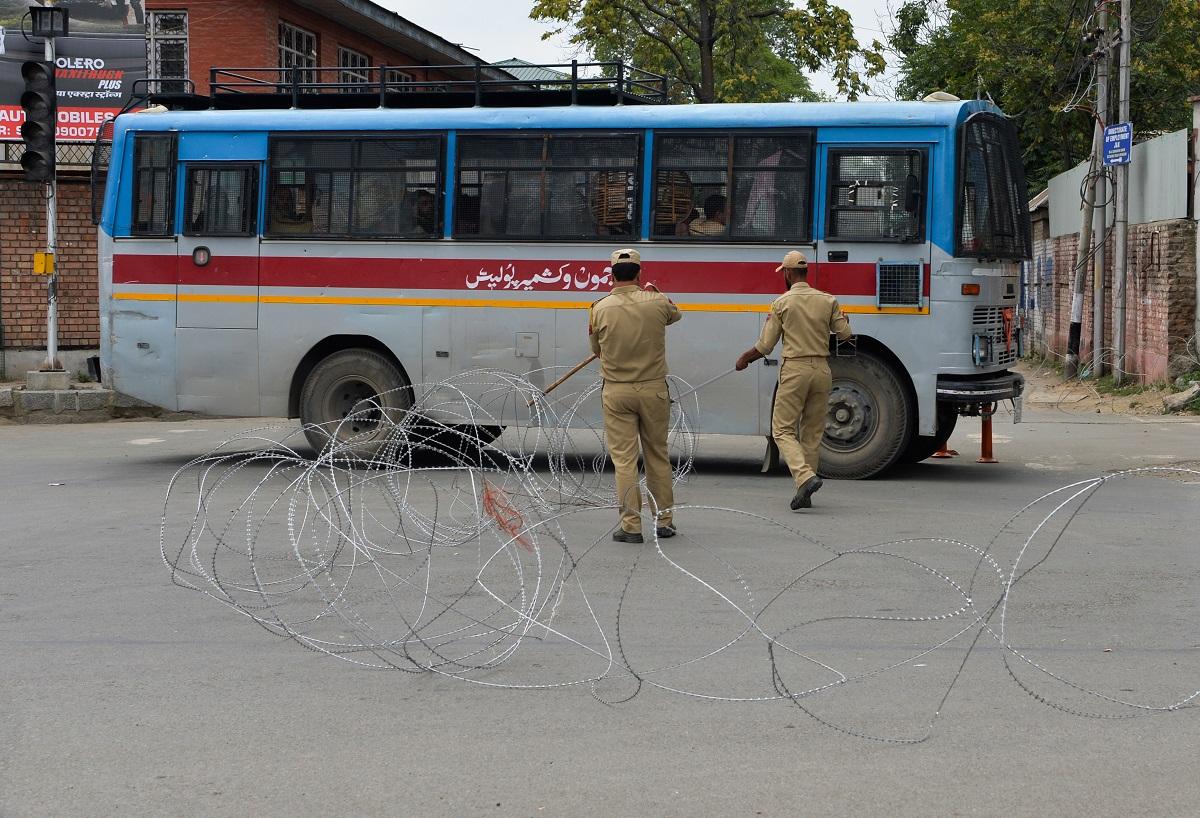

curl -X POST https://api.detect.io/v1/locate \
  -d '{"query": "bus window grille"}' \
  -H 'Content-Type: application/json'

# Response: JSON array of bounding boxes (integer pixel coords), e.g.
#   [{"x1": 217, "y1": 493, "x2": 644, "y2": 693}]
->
[
  {"x1": 827, "y1": 151, "x2": 922, "y2": 243},
  {"x1": 877, "y1": 262, "x2": 922, "y2": 307}
]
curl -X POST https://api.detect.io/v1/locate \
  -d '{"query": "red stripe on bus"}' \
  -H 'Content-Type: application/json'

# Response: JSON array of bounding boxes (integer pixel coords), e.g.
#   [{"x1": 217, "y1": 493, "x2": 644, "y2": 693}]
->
[
  {"x1": 113, "y1": 254, "x2": 903, "y2": 297},
  {"x1": 113, "y1": 254, "x2": 177, "y2": 285}
]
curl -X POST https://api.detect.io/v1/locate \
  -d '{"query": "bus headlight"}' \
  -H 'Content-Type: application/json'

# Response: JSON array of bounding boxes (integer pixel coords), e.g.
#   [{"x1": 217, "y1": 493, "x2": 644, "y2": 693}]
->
[{"x1": 972, "y1": 333, "x2": 993, "y2": 366}]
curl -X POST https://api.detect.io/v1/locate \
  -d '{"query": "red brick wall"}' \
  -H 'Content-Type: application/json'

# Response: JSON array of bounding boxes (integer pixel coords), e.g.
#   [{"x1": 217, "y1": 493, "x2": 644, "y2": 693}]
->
[
  {"x1": 146, "y1": 0, "x2": 460, "y2": 95},
  {"x1": 1026, "y1": 216, "x2": 1197, "y2": 383},
  {"x1": 0, "y1": 175, "x2": 98, "y2": 350}
]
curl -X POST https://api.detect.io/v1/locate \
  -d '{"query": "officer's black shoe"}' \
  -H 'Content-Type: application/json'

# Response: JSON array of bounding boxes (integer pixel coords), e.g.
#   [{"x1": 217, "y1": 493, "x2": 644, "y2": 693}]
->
[
  {"x1": 656, "y1": 525, "x2": 677, "y2": 539},
  {"x1": 789, "y1": 476, "x2": 823, "y2": 511},
  {"x1": 612, "y1": 530, "x2": 644, "y2": 544}
]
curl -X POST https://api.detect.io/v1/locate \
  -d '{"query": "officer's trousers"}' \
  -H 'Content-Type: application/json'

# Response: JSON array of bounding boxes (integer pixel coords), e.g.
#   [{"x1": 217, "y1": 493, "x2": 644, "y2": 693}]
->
[
  {"x1": 602, "y1": 379, "x2": 674, "y2": 534},
  {"x1": 771, "y1": 357, "x2": 832, "y2": 488}
]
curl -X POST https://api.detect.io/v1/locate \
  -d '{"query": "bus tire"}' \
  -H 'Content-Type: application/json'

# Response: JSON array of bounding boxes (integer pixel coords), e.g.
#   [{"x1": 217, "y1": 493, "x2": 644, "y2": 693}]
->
[
  {"x1": 299, "y1": 348, "x2": 413, "y2": 458},
  {"x1": 819, "y1": 352, "x2": 913, "y2": 480},
  {"x1": 901, "y1": 403, "x2": 959, "y2": 464}
]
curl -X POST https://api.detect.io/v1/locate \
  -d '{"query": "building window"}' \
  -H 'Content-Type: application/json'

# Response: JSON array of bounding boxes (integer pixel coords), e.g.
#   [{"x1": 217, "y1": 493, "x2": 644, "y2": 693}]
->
[
  {"x1": 338, "y1": 47, "x2": 371, "y2": 85},
  {"x1": 146, "y1": 11, "x2": 188, "y2": 94},
  {"x1": 455, "y1": 133, "x2": 640, "y2": 240},
  {"x1": 651, "y1": 131, "x2": 813, "y2": 241},
  {"x1": 278, "y1": 21, "x2": 317, "y2": 85},
  {"x1": 386, "y1": 68, "x2": 415, "y2": 91}
]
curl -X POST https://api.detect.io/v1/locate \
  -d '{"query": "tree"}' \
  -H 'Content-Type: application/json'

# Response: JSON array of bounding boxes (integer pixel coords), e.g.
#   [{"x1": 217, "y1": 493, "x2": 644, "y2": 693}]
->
[
  {"x1": 530, "y1": 0, "x2": 886, "y2": 103},
  {"x1": 888, "y1": 0, "x2": 1200, "y2": 192}
]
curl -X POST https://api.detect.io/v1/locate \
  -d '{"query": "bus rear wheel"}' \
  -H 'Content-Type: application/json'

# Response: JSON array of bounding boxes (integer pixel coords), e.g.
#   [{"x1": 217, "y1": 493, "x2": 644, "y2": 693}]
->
[
  {"x1": 299, "y1": 348, "x2": 413, "y2": 458},
  {"x1": 819, "y1": 352, "x2": 913, "y2": 480},
  {"x1": 901, "y1": 403, "x2": 959, "y2": 464}
]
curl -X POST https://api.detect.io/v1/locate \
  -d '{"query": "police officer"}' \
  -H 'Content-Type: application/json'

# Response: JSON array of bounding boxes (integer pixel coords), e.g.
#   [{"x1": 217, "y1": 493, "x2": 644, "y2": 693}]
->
[
  {"x1": 735, "y1": 251, "x2": 852, "y2": 510},
  {"x1": 589, "y1": 248, "x2": 682, "y2": 542}
]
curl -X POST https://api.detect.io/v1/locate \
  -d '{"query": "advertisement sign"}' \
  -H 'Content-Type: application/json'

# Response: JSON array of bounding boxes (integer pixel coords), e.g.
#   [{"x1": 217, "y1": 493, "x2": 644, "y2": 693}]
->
[{"x1": 0, "y1": 1, "x2": 147, "y2": 142}]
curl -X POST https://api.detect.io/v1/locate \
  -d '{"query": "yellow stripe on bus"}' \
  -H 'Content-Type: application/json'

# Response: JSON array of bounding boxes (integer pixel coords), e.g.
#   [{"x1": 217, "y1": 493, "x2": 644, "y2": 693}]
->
[{"x1": 111, "y1": 292, "x2": 928, "y2": 315}]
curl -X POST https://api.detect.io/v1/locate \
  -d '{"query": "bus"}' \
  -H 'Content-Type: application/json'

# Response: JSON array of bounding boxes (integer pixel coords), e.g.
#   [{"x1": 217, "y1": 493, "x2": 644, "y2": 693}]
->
[{"x1": 95, "y1": 66, "x2": 1030, "y2": 479}]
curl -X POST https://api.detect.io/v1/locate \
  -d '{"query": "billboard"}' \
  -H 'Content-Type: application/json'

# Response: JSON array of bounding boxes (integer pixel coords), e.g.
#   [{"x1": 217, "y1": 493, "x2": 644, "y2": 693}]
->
[{"x1": 0, "y1": 1, "x2": 147, "y2": 142}]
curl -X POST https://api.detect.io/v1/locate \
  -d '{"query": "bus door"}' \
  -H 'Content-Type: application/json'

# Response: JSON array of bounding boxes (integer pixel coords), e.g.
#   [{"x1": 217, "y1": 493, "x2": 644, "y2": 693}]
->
[
  {"x1": 174, "y1": 162, "x2": 262, "y2": 415},
  {"x1": 815, "y1": 145, "x2": 931, "y2": 310}
]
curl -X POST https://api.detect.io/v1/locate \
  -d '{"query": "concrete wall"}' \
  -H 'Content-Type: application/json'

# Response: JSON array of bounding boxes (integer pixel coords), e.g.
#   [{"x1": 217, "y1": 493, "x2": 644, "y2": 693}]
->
[{"x1": 1049, "y1": 128, "x2": 1190, "y2": 237}]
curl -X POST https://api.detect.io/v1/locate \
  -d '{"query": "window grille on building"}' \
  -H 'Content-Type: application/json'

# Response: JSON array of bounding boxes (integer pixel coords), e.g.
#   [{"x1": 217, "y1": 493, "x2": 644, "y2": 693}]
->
[
  {"x1": 652, "y1": 132, "x2": 813, "y2": 242},
  {"x1": 147, "y1": 11, "x2": 189, "y2": 95},
  {"x1": 278, "y1": 22, "x2": 318, "y2": 85},
  {"x1": 268, "y1": 135, "x2": 443, "y2": 239},
  {"x1": 455, "y1": 133, "x2": 639, "y2": 240},
  {"x1": 826, "y1": 150, "x2": 925, "y2": 243},
  {"x1": 338, "y1": 47, "x2": 371, "y2": 85}
]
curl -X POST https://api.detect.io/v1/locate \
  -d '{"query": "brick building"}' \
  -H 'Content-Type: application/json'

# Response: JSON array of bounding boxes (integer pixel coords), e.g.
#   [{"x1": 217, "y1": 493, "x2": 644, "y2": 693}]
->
[{"x1": 1, "y1": 0, "x2": 509, "y2": 377}]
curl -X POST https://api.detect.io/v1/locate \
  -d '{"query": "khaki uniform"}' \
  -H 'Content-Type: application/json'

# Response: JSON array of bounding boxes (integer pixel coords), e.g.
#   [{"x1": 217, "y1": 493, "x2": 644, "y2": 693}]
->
[
  {"x1": 754, "y1": 282, "x2": 852, "y2": 487},
  {"x1": 589, "y1": 284, "x2": 682, "y2": 534}
]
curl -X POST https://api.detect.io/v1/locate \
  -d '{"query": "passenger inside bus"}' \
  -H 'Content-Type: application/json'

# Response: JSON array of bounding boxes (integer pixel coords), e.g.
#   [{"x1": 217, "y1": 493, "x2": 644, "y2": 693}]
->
[
  {"x1": 269, "y1": 185, "x2": 314, "y2": 235},
  {"x1": 408, "y1": 189, "x2": 437, "y2": 236},
  {"x1": 684, "y1": 194, "x2": 728, "y2": 236}
]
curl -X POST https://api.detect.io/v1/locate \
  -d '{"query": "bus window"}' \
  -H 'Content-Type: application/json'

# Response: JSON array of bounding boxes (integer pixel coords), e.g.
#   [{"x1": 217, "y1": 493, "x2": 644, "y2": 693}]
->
[
  {"x1": 652, "y1": 131, "x2": 813, "y2": 241},
  {"x1": 652, "y1": 131, "x2": 811, "y2": 241},
  {"x1": 266, "y1": 135, "x2": 442, "y2": 239},
  {"x1": 454, "y1": 133, "x2": 640, "y2": 240},
  {"x1": 826, "y1": 149, "x2": 925, "y2": 243},
  {"x1": 184, "y1": 166, "x2": 258, "y2": 236},
  {"x1": 130, "y1": 133, "x2": 176, "y2": 237}
]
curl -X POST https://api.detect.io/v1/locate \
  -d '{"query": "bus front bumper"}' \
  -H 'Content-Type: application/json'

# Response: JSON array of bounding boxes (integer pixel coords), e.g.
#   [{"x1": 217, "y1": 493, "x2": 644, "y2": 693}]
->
[{"x1": 936, "y1": 371, "x2": 1024, "y2": 405}]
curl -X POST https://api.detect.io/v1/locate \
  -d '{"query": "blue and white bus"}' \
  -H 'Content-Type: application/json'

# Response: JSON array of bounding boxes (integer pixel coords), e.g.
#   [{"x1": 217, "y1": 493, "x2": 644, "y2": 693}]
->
[{"x1": 95, "y1": 67, "x2": 1030, "y2": 478}]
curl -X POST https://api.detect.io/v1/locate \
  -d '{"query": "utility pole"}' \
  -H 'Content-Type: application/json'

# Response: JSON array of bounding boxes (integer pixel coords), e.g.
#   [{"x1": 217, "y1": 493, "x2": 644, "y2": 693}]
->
[
  {"x1": 1112, "y1": 0, "x2": 1132, "y2": 385},
  {"x1": 20, "y1": 3, "x2": 68, "y2": 375},
  {"x1": 1091, "y1": 5, "x2": 1109, "y2": 378},
  {"x1": 1064, "y1": 130, "x2": 1098, "y2": 380},
  {"x1": 43, "y1": 30, "x2": 60, "y2": 371}
]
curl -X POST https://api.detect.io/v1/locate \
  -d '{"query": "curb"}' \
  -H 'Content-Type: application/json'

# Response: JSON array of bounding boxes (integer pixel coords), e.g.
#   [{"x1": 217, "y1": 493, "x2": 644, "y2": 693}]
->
[{"x1": 0, "y1": 385, "x2": 166, "y2": 423}]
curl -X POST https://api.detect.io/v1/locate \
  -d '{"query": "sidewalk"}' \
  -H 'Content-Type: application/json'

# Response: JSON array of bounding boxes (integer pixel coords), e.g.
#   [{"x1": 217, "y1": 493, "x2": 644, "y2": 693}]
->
[{"x1": 0, "y1": 380, "x2": 167, "y2": 423}]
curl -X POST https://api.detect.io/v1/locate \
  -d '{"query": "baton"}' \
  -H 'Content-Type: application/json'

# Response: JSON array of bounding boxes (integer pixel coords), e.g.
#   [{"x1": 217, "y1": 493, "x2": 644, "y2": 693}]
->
[
  {"x1": 527, "y1": 353, "x2": 599, "y2": 406},
  {"x1": 671, "y1": 366, "x2": 739, "y2": 404}
]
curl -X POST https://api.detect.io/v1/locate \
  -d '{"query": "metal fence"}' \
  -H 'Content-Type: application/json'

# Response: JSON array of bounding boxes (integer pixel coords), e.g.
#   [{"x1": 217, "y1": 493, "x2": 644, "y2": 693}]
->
[{"x1": 2, "y1": 141, "x2": 96, "y2": 170}]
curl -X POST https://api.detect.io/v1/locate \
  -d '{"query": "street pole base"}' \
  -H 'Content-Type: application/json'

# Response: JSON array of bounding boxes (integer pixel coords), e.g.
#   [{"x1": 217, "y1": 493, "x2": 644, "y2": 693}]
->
[
  {"x1": 931, "y1": 447, "x2": 959, "y2": 459},
  {"x1": 977, "y1": 403, "x2": 998, "y2": 463}
]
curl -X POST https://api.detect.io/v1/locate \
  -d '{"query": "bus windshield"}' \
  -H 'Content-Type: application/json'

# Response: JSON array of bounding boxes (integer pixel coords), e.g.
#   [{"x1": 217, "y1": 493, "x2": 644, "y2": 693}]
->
[{"x1": 957, "y1": 113, "x2": 1031, "y2": 260}]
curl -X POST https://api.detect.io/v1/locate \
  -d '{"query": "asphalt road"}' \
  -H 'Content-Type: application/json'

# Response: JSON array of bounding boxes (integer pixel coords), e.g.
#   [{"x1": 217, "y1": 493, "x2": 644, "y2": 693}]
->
[{"x1": 2, "y1": 407, "x2": 1198, "y2": 817}]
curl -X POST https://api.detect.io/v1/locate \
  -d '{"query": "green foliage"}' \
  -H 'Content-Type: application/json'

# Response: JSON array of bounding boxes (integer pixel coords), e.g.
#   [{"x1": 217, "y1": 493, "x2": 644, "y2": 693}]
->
[
  {"x1": 889, "y1": 0, "x2": 1200, "y2": 192},
  {"x1": 530, "y1": 0, "x2": 884, "y2": 103}
]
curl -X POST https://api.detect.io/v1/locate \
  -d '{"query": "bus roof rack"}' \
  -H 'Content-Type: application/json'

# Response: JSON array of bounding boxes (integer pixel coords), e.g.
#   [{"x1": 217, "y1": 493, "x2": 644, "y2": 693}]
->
[{"x1": 142, "y1": 62, "x2": 670, "y2": 111}]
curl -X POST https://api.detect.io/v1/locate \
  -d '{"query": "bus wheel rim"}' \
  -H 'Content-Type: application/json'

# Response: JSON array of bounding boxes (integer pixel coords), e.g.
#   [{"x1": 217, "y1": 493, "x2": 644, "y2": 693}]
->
[
  {"x1": 328, "y1": 375, "x2": 384, "y2": 438},
  {"x1": 824, "y1": 381, "x2": 877, "y2": 450}
]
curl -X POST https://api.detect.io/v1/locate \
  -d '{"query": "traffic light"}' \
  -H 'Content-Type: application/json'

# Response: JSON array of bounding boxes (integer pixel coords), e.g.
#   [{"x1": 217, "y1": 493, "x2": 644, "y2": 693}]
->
[{"x1": 20, "y1": 61, "x2": 57, "y2": 183}]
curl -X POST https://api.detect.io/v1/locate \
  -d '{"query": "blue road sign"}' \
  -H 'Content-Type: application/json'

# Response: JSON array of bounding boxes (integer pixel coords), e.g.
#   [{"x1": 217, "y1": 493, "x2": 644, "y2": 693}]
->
[{"x1": 1103, "y1": 123, "x2": 1132, "y2": 165}]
